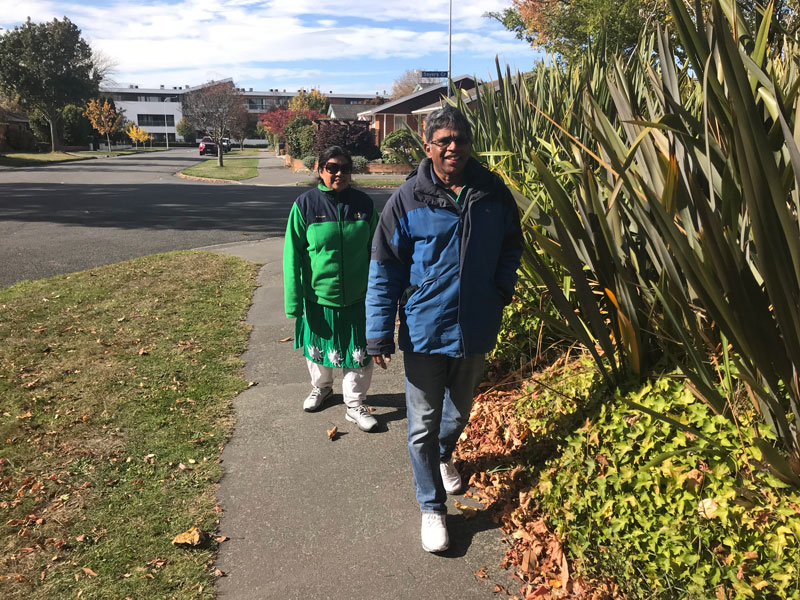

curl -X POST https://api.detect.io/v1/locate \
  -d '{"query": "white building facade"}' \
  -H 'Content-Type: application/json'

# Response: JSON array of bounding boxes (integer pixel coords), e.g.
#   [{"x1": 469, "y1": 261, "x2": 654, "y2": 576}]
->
[{"x1": 101, "y1": 80, "x2": 381, "y2": 144}]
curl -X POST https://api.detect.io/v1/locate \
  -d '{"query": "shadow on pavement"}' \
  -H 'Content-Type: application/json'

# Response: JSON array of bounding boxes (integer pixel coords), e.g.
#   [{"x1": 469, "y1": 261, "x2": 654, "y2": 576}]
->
[{"x1": 0, "y1": 183, "x2": 311, "y2": 234}]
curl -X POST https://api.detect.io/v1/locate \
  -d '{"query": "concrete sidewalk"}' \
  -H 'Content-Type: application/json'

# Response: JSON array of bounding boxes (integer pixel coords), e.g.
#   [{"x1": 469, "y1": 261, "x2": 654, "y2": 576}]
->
[{"x1": 209, "y1": 237, "x2": 515, "y2": 600}]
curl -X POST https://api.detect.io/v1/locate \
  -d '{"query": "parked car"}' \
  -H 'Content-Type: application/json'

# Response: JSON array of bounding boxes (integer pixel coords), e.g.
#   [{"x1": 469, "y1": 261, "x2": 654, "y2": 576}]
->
[
  {"x1": 199, "y1": 136, "x2": 217, "y2": 156},
  {"x1": 221, "y1": 138, "x2": 232, "y2": 152}
]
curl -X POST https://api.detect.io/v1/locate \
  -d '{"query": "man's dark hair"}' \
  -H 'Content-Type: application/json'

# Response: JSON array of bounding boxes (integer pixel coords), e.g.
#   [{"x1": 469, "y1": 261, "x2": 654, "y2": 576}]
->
[
  {"x1": 317, "y1": 145, "x2": 352, "y2": 170},
  {"x1": 424, "y1": 105, "x2": 472, "y2": 144}
]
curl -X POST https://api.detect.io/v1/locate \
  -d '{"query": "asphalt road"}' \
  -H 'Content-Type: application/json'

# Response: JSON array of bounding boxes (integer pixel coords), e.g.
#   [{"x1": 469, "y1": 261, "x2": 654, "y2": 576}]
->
[{"x1": 0, "y1": 149, "x2": 392, "y2": 289}]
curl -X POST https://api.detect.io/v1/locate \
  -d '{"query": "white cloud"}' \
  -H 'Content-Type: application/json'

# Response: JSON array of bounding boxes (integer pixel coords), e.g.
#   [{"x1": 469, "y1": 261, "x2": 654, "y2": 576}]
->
[{"x1": 0, "y1": 0, "x2": 534, "y2": 93}]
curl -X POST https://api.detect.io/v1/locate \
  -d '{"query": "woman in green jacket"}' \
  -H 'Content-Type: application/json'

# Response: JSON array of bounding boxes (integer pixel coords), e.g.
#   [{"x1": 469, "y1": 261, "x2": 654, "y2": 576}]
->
[{"x1": 283, "y1": 146, "x2": 379, "y2": 432}]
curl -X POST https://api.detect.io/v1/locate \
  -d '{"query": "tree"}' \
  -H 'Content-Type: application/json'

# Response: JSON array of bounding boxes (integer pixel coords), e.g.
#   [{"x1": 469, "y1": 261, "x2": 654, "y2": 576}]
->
[
  {"x1": 176, "y1": 117, "x2": 195, "y2": 142},
  {"x1": 391, "y1": 69, "x2": 425, "y2": 99},
  {"x1": 0, "y1": 17, "x2": 100, "y2": 152},
  {"x1": 487, "y1": 0, "x2": 669, "y2": 58},
  {"x1": 84, "y1": 99, "x2": 123, "y2": 151},
  {"x1": 229, "y1": 103, "x2": 249, "y2": 150},
  {"x1": 125, "y1": 123, "x2": 150, "y2": 150},
  {"x1": 489, "y1": 0, "x2": 800, "y2": 58},
  {"x1": 314, "y1": 120, "x2": 379, "y2": 158},
  {"x1": 182, "y1": 81, "x2": 245, "y2": 167},
  {"x1": 288, "y1": 89, "x2": 328, "y2": 113},
  {"x1": 258, "y1": 108, "x2": 326, "y2": 142}
]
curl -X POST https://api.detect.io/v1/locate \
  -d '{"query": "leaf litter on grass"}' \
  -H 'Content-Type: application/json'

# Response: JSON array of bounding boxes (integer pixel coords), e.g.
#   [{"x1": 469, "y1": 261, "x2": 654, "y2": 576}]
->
[
  {"x1": 454, "y1": 357, "x2": 622, "y2": 600},
  {"x1": 0, "y1": 251, "x2": 259, "y2": 599}
]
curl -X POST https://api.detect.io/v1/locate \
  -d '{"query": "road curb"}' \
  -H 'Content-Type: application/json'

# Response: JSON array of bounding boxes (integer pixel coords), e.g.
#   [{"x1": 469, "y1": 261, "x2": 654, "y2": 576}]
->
[{"x1": 175, "y1": 171, "x2": 245, "y2": 185}]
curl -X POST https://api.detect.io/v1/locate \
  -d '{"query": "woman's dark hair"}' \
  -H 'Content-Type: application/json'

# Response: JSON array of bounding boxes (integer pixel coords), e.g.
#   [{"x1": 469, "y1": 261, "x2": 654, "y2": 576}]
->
[{"x1": 317, "y1": 146, "x2": 352, "y2": 171}]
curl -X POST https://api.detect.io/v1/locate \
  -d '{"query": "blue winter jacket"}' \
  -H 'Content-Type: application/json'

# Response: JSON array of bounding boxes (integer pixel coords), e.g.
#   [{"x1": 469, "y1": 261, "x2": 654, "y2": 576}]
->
[{"x1": 366, "y1": 157, "x2": 523, "y2": 357}]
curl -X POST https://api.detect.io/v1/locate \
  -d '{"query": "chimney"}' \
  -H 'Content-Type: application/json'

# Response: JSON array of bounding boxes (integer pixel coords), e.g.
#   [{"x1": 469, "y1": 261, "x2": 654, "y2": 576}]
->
[{"x1": 160, "y1": 84, "x2": 164, "y2": 89}]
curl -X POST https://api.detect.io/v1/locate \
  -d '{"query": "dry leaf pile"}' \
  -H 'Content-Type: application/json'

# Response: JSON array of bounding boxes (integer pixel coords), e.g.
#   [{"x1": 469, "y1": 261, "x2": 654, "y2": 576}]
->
[{"x1": 455, "y1": 382, "x2": 622, "y2": 600}]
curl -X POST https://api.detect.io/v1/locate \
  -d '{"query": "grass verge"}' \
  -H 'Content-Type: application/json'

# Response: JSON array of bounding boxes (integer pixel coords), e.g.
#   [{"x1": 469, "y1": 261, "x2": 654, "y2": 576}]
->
[
  {"x1": 0, "y1": 251, "x2": 260, "y2": 599},
  {"x1": 0, "y1": 153, "x2": 94, "y2": 167},
  {"x1": 181, "y1": 158, "x2": 259, "y2": 181}
]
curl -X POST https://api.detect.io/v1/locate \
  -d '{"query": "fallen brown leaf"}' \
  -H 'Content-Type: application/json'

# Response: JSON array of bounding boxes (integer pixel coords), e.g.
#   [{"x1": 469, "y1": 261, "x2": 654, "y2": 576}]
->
[
  {"x1": 327, "y1": 426, "x2": 338, "y2": 440},
  {"x1": 171, "y1": 526, "x2": 205, "y2": 547},
  {"x1": 215, "y1": 536, "x2": 228, "y2": 543},
  {"x1": 82, "y1": 567, "x2": 97, "y2": 577},
  {"x1": 279, "y1": 336, "x2": 292, "y2": 343},
  {"x1": 454, "y1": 500, "x2": 478, "y2": 519},
  {"x1": 213, "y1": 568, "x2": 225, "y2": 577},
  {"x1": 474, "y1": 567, "x2": 489, "y2": 579}
]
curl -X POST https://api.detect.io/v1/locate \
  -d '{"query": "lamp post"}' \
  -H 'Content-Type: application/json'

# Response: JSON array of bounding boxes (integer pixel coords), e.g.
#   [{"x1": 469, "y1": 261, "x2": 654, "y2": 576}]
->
[
  {"x1": 162, "y1": 95, "x2": 178, "y2": 149},
  {"x1": 447, "y1": 0, "x2": 452, "y2": 98}
]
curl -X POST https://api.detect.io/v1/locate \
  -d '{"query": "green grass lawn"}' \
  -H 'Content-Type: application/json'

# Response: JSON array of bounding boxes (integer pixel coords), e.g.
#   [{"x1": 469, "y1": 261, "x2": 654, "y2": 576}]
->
[
  {"x1": 224, "y1": 148, "x2": 259, "y2": 157},
  {"x1": 0, "y1": 252, "x2": 260, "y2": 599},
  {"x1": 0, "y1": 152, "x2": 94, "y2": 167},
  {"x1": 181, "y1": 158, "x2": 259, "y2": 181}
]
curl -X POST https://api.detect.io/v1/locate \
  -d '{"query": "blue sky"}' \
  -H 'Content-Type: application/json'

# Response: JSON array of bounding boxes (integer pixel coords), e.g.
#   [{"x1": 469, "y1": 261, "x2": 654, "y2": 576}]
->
[{"x1": 0, "y1": 0, "x2": 539, "y2": 95}]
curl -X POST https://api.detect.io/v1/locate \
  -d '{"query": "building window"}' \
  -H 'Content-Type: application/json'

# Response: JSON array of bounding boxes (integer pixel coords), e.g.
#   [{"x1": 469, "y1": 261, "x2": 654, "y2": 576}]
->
[
  {"x1": 137, "y1": 114, "x2": 175, "y2": 127},
  {"x1": 394, "y1": 115, "x2": 407, "y2": 130}
]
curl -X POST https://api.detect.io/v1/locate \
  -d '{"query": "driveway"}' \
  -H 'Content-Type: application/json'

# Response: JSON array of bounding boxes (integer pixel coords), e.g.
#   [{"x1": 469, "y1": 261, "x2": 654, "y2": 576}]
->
[{"x1": 0, "y1": 149, "x2": 391, "y2": 289}]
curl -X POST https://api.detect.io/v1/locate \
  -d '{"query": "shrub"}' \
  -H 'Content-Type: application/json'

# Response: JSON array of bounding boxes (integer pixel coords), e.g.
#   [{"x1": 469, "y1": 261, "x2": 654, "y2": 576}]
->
[
  {"x1": 313, "y1": 120, "x2": 379, "y2": 158},
  {"x1": 301, "y1": 154, "x2": 316, "y2": 171},
  {"x1": 284, "y1": 116, "x2": 315, "y2": 158},
  {"x1": 380, "y1": 128, "x2": 417, "y2": 165},
  {"x1": 351, "y1": 155, "x2": 368, "y2": 173},
  {"x1": 535, "y1": 375, "x2": 800, "y2": 599}
]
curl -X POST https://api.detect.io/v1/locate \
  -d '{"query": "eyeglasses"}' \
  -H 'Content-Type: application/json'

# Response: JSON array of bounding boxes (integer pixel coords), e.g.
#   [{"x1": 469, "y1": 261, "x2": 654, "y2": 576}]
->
[
  {"x1": 323, "y1": 162, "x2": 352, "y2": 175},
  {"x1": 429, "y1": 135, "x2": 471, "y2": 148}
]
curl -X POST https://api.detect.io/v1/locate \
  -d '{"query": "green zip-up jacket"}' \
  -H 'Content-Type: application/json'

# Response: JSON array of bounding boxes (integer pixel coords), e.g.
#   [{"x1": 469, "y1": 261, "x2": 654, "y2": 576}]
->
[{"x1": 283, "y1": 185, "x2": 378, "y2": 318}]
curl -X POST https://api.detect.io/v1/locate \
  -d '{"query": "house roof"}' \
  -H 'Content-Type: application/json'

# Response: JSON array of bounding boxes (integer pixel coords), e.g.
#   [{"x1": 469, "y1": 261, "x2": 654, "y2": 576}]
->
[
  {"x1": 410, "y1": 80, "x2": 502, "y2": 115},
  {"x1": 0, "y1": 106, "x2": 29, "y2": 123},
  {"x1": 327, "y1": 104, "x2": 367, "y2": 120},
  {"x1": 357, "y1": 75, "x2": 477, "y2": 118}
]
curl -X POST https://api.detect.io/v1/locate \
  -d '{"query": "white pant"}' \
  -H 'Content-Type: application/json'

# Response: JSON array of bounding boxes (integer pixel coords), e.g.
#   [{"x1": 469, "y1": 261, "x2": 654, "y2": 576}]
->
[{"x1": 306, "y1": 359, "x2": 374, "y2": 408}]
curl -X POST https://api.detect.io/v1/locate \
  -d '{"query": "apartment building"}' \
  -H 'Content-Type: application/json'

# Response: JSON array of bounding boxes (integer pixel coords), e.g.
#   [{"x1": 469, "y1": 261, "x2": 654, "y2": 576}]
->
[{"x1": 101, "y1": 79, "x2": 382, "y2": 143}]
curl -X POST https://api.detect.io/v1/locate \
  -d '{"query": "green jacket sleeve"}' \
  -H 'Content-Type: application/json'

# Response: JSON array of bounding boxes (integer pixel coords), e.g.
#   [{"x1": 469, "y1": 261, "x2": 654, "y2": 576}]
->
[{"x1": 283, "y1": 203, "x2": 306, "y2": 318}]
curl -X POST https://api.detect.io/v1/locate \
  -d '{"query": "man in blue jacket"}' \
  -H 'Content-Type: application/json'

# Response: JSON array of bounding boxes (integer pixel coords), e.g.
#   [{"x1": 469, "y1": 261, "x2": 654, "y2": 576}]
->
[{"x1": 366, "y1": 105, "x2": 523, "y2": 553}]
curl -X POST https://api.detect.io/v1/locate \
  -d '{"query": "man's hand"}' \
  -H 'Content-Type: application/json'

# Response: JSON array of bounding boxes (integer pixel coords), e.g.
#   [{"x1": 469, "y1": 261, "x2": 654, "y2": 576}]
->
[{"x1": 372, "y1": 355, "x2": 391, "y2": 369}]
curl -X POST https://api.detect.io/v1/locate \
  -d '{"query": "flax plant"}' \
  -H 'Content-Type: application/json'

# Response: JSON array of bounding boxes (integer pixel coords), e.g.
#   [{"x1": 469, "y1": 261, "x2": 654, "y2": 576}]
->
[{"x1": 456, "y1": 0, "x2": 800, "y2": 479}]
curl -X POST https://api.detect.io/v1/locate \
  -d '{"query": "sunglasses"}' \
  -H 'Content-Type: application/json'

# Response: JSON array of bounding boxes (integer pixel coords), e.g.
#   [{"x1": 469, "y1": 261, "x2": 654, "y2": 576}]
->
[
  {"x1": 323, "y1": 162, "x2": 352, "y2": 175},
  {"x1": 429, "y1": 135, "x2": 471, "y2": 148}
]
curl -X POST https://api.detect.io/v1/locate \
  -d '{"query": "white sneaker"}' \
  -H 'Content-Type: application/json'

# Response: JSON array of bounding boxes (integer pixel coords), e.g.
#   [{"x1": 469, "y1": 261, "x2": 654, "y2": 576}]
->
[
  {"x1": 440, "y1": 458, "x2": 463, "y2": 494},
  {"x1": 344, "y1": 405, "x2": 378, "y2": 432},
  {"x1": 420, "y1": 512, "x2": 449, "y2": 553},
  {"x1": 303, "y1": 386, "x2": 332, "y2": 412}
]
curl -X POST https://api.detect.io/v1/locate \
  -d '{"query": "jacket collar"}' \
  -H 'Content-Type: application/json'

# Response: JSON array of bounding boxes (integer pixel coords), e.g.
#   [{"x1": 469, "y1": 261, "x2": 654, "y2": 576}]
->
[{"x1": 410, "y1": 157, "x2": 497, "y2": 208}]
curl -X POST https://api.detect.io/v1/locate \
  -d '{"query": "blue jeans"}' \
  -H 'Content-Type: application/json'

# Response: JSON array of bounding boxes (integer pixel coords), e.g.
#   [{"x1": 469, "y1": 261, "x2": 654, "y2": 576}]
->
[{"x1": 403, "y1": 351, "x2": 485, "y2": 513}]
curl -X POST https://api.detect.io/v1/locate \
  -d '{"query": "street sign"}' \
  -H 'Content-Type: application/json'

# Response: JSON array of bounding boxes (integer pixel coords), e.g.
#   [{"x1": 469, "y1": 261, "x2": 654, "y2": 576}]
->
[{"x1": 421, "y1": 71, "x2": 448, "y2": 78}]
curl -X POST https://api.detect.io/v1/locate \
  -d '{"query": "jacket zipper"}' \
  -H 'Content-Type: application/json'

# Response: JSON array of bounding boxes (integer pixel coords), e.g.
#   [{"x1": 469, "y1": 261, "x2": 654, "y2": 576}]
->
[{"x1": 337, "y1": 200, "x2": 346, "y2": 305}]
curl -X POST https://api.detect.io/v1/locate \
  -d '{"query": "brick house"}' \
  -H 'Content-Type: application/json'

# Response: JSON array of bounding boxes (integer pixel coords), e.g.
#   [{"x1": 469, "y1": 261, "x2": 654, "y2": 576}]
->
[{"x1": 357, "y1": 75, "x2": 477, "y2": 146}]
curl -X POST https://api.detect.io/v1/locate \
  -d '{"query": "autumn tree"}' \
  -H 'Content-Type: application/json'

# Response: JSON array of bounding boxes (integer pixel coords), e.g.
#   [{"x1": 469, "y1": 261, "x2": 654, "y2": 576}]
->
[
  {"x1": 182, "y1": 81, "x2": 245, "y2": 166},
  {"x1": 391, "y1": 69, "x2": 425, "y2": 99},
  {"x1": 288, "y1": 89, "x2": 328, "y2": 113},
  {"x1": 0, "y1": 17, "x2": 100, "y2": 152},
  {"x1": 85, "y1": 98, "x2": 123, "y2": 151},
  {"x1": 487, "y1": 0, "x2": 669, "y2": 58},
  {"x1": 489, "y1": 0, "x2": 800, "y2": 58},
  {"x1": 176, "y1": 117, "x2": 195, "y2": 142},
  {"x1": 257, "y1": 108, "x2": 326, "y2": 143},
  {"x1": 229, "y1": 103, "x2": 250, "y2": 150}
]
